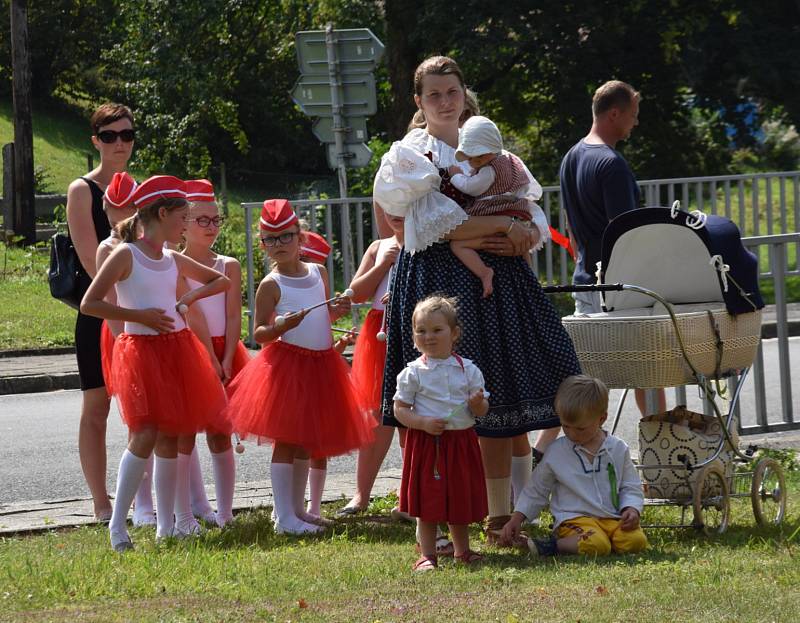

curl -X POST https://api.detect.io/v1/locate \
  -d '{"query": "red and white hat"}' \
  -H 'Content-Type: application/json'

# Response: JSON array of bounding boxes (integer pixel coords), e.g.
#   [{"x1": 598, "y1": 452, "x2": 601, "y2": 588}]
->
[
  {"x1": 131, "y1": 175, "x2": 187, "y2": 209},
  {"x1": 259, "y1": 199, "x2": 298, "y2": 232},
  {"x1": 103, "y1": 172, "x2": 138, "y2": 209},
  {"x1": 300, "y1": 231, "x2": 331, "y2": 262},
  {"x1": 186, "y1": 179, "x2": 215, "y2": 202}
]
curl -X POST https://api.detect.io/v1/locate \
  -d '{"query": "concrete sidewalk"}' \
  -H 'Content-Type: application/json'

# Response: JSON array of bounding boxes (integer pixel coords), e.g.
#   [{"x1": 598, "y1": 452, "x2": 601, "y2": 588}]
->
[
  {"x1": 0, "y1": 468, "x2": 402, "y2": 536},
  {"x1": 2, "y1": 302, "x2": 797, "y2": 395}
]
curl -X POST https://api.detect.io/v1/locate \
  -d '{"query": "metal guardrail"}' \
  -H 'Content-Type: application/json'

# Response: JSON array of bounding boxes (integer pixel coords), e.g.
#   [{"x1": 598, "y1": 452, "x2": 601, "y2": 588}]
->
[
  {"x1": 738, "y1": 233, "x2": 799, "y2": 434},
  {"x1": 240, "y1": 183, "x2": 799, "y2": 437}
]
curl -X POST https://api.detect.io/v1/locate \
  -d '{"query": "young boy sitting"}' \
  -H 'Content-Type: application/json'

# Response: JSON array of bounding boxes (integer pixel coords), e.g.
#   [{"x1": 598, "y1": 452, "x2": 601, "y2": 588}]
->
[{"x1": 502, "y1": 375, "x2": 648, "y2": 557}]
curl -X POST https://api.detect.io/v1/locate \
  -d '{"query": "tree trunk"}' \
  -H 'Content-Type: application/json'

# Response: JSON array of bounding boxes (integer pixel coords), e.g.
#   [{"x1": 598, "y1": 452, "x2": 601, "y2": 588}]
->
[
  {"x1": 383, "y1": 0, "x2": 424, "y2": 139},
  {"x1": 10, "y1": 0, "x2": 36, "y2": 244}
]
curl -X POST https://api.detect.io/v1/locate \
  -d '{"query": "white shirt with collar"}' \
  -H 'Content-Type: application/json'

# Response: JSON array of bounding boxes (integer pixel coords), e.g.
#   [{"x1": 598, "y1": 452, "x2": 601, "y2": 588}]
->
[
  {"x1": 393, "y1": 354, "x2": 486, "y2": 430},
  {"x1": 514, "y1": 433, "x2": 644, "y2": 529}
]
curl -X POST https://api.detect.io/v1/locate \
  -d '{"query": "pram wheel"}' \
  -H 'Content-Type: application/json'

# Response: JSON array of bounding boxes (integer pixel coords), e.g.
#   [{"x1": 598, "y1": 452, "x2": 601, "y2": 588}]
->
[
  {"x1": 750, "y1": 458, "x2": 787, "y2": 526},
  {"x1": 692, "y1": 464, "x2": 730, "y2": 535}
]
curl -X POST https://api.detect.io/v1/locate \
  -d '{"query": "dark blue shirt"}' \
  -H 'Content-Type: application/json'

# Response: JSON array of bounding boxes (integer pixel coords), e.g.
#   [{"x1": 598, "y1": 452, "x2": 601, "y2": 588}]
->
[{"x1": 559, "y1": 140, "x2": 640, "y2": 284}]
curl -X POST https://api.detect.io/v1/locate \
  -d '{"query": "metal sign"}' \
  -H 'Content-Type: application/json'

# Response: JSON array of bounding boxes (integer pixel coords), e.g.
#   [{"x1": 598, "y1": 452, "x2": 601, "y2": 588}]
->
[
  {"x1": 291, "y1": 73, "x2": 378, "y2": 116},
  {"x1": 326, "y1": 143, "x2": 373, "y2": 169},
  {"x1": 295, "y1": 29, "x2": 384, "y2": 75},
  {"x1": 312, "y1": 116, "x2": 369, "y2": 144}
]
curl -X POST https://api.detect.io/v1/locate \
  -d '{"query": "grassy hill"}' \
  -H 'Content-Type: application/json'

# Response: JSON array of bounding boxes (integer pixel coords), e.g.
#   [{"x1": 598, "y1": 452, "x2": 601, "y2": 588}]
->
[{"x1": 0, "y1": 99, "x2": 99, "y2": 194}]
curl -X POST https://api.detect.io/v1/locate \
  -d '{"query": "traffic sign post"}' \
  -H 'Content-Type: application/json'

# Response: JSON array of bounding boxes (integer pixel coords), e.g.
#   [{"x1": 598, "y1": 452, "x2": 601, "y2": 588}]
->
[
  {"x1": 292, "y1": 24, "x2": 384, "y2": 290},
  {"x1": 312, "y1": 116, "x2": 368, "y2": 145},
  {"x1": 292, "y1": 24, "x2": 384, "y2": 175}
]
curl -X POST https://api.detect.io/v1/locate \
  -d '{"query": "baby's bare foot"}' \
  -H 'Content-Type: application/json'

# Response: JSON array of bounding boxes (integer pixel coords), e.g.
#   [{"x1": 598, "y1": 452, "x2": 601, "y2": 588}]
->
[{"x1": 480, "y1": 268, "x2": 494, "y2": 298}]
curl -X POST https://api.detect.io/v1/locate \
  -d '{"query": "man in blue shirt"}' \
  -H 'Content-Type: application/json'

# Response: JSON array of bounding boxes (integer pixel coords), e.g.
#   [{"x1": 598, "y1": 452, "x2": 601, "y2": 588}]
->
[
  {"x1": 552, "y1": 80, "x2": 666, "y2": 422},
  {"x1": 560, "y1": 80, "x2": 641, "y2": 305}
]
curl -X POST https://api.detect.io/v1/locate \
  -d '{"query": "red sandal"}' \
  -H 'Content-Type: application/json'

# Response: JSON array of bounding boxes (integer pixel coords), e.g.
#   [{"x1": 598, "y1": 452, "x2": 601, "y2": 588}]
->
[
  {"x1": 454, "y1": 549, "x2": 483, "y2": 565},
  {"x1": 412, "y1": 555, "x2": 438, "y2": 572},
  {"x1": 415, "y1": 535, "x2": 455, "y2": 557}
]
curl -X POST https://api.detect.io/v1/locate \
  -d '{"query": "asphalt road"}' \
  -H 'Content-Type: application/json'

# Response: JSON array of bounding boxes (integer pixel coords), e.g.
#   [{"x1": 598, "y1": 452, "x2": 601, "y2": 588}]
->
[{"x1": 1, "y1": 337, "x2": 797, "y2": 505}]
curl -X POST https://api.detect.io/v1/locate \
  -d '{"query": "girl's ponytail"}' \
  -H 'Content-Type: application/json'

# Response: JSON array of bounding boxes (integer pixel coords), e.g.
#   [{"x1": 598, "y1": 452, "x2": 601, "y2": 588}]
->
[{"x1": 115, "y1": 212, "x2": 139, "y2": 243}]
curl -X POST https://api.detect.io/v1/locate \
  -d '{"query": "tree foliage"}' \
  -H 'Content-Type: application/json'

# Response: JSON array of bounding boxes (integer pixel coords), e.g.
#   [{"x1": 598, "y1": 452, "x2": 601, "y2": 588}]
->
[{"x1": 2, "y1": 0, "x2": 798, "y2": 183}]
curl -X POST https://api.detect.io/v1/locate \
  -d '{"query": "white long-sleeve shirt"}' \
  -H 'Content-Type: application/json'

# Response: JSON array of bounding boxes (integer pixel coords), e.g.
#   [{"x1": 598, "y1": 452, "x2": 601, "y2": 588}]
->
[{"x1": 514, "y1": 433, "x2": 644, "y2": 529}]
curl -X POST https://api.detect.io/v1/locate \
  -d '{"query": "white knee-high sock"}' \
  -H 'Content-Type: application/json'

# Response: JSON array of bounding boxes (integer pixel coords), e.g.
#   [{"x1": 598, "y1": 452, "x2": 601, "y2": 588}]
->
[
  {"x1": 154, "y1": 455, "x2": 178, "y2": 539},
  {"x1": 271, "y1": 462, "x2": 318, "y2": 534},
  {"x1": 109, "y1": 450, "x2": 148, "y2": 541},
  {"x1": 189, "y1": 445, "x2": 214, "y2": 520},
  {"x1": 307, "y1": 467, "x2": 327, "y2": 517},
  {"x1": 211, "y1": 448, "x2": 235, "y2": 526},
  {"x1": 174, "y1": 452, "x2": 200, "y2": 535},
  {"x1": 511, "y1": 451, "x2": 532, "y2": 506},
  {"x1": 132, "y1": 452, "x2": 155, "y2": 525}
]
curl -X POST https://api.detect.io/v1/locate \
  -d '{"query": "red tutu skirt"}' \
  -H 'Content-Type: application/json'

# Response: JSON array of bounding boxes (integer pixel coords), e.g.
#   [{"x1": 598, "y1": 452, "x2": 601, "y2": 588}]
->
[
  {"x1": 226, "y1": 340, "x2": 375, "y2": 459},
  {"x1": 211, "y1": 336, "x2": 251, "y2": 391},
  {"x1": 350, "y1": 309, "x2": 386, "y2": 412},
  {"x1": 100, "y1": 321, "x2": 116, "y2": 396},
  {"x1": 110, "y1": 328, "x2": 230, "y2": 436},
  {"x1": 400, "y1": 428, "x2": 488, "y2": 524}
]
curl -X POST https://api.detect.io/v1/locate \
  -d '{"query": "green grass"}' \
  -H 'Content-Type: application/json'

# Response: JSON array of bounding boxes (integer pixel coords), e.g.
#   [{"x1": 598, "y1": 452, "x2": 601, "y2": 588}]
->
[
  {"x1": 0, "y1": 99, "x2": 99, "y2": 194},
  {"x1": 0, "y1": 242, "x2": 75, "y2": 350},
  {"x1": 0, "y1": 472, "x2": 798, "y2": 623}
]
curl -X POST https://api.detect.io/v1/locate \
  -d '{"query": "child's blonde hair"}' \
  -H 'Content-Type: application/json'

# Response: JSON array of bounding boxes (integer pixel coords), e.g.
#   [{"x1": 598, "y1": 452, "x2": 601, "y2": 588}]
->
[
  {"x1": 555, "y1": 375, "x2": 609, "y2": 425},
  {"x1": 115, "y1": 198, "x2": 188, "y2": 243},
  {"x1": 412, "y1": 295, "x2": 460, "y2": 331}
]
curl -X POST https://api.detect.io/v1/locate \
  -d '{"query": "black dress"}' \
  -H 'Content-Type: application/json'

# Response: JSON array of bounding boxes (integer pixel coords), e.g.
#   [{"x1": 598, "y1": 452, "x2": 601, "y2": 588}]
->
[{"x1": 73, "y1": 177, "x2": 110, "y2": 391}]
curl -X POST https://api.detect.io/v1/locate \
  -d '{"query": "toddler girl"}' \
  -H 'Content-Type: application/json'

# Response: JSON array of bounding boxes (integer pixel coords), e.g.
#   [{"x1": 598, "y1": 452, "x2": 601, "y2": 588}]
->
[{"x1": 393, "y1": 295, "x2": 489, "y2": 571}]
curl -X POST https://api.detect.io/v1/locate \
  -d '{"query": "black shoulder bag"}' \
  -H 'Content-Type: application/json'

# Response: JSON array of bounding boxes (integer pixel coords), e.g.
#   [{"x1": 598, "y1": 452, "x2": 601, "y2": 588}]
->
[{"x1": 48, "y1": 231, "x2": 87, "y2": 310}]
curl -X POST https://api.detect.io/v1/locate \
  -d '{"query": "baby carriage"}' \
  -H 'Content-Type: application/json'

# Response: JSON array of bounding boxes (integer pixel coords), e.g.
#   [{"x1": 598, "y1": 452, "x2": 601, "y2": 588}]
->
[{"x1": 543, "y1": 204, "x2": 788, "y2": 534}]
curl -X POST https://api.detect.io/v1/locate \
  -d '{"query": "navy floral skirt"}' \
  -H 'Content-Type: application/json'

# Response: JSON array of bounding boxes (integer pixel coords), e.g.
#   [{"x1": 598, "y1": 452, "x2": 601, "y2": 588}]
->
[{"x1": 381, "y1": 242, "x2": 582, "y2": 437}]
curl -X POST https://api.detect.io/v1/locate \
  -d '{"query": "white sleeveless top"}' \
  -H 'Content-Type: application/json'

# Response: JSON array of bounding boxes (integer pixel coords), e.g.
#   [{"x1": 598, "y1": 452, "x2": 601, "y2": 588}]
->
[
  {"x1": 371, "y1": 237, "x2": 399, "y2": 311},
  {"x1": 115, "y1": 244, "x2": 186, "y2": 335},
  {"x1": 271, "y1": 262, "x2": 332, "y2": 350},
  {"x1": 186, "y1": 255, "x2": 228, "y2": 337}
]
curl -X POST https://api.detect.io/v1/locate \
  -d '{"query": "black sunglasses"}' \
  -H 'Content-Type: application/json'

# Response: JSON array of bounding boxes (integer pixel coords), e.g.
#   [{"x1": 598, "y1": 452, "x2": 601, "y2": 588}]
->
[{"x1": 96, "y1": 129, "x2": 136, "y2": 144}]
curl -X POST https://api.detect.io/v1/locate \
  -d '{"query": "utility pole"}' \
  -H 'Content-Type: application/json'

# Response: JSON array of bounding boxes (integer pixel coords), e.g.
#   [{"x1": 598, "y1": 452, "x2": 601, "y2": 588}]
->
[{"x1": 10, "y1": 0, "x2": 36, "y2": 244}]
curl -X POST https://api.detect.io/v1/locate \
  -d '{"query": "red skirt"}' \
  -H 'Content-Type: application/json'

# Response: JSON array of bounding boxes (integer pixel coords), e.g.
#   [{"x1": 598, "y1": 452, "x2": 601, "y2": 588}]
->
[
  {"x1": 400, "y1": 428, "x2": 488, "y2": 525},
  {"x1": 110, "y1": 328, "x2": 230, "y2": 436},
  {"x1": 100, "y1": 321, "x2": 116, "y2": 396},
  {"x1": 211, "y1": 336, "x2": 251, "y2": 391},
  {"x1": 350, "y1": 309, "x2": 386, "y2": 412},
  {"x1": 226, "y1": 340, "x2": 375, "y2": 459}
]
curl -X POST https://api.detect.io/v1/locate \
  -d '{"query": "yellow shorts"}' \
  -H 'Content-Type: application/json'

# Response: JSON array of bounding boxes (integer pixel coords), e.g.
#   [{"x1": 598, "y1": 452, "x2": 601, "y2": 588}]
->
[{"x1": 556, "y1": 516, "x2": 648, "y2": 556}]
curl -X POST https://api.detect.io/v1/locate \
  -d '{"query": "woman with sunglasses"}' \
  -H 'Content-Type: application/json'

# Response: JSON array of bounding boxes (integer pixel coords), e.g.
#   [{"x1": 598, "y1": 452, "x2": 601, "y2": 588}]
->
[
  {"x1": 66, "y1": 102, "x2": 136, "y2": 522},
  {"x1": 176, "y1": 179, "x2": 249, "y2": 530}
]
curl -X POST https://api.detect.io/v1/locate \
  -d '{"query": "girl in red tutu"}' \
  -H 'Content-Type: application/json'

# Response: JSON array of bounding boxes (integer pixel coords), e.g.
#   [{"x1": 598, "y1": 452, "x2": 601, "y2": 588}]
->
[
  {"x1": 81, "y1": 175, "x2": 231, "y2": 551},
  {"x1": 393, "y1": 295, "x2": 489, "y2": 571},
  {"x1": 226, "y1": 199, "x2": 374, "y2": 535},
  {"x1": 338, "y1": 213, "x2": 406, "y2": 516},
  {"x1": 177, "y1": 179, "x2": 249, "y2": 530},
  {"x1": 95, "y1": 172, "x2": 159, "y2": 528}
]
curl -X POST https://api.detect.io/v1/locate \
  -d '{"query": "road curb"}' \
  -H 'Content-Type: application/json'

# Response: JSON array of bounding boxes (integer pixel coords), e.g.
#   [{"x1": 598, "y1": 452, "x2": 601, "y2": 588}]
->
[{"x1": 0, "y1": 373, "x2": 81, "y2": 395}]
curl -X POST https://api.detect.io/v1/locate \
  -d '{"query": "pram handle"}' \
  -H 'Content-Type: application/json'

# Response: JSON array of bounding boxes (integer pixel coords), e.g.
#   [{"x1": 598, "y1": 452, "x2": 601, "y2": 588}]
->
[{"x1": 540, "y1": 283, "x2": 625, "y2": 294}]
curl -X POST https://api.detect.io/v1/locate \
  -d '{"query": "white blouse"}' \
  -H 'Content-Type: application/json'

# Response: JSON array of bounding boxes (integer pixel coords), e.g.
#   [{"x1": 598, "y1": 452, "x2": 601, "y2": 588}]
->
[
  {"x1": 393, "y1": 354, "x2": 487, "y2": 430},
  {"x1": 374, "y1": 129, "x2": 550, "y2": 252}
]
